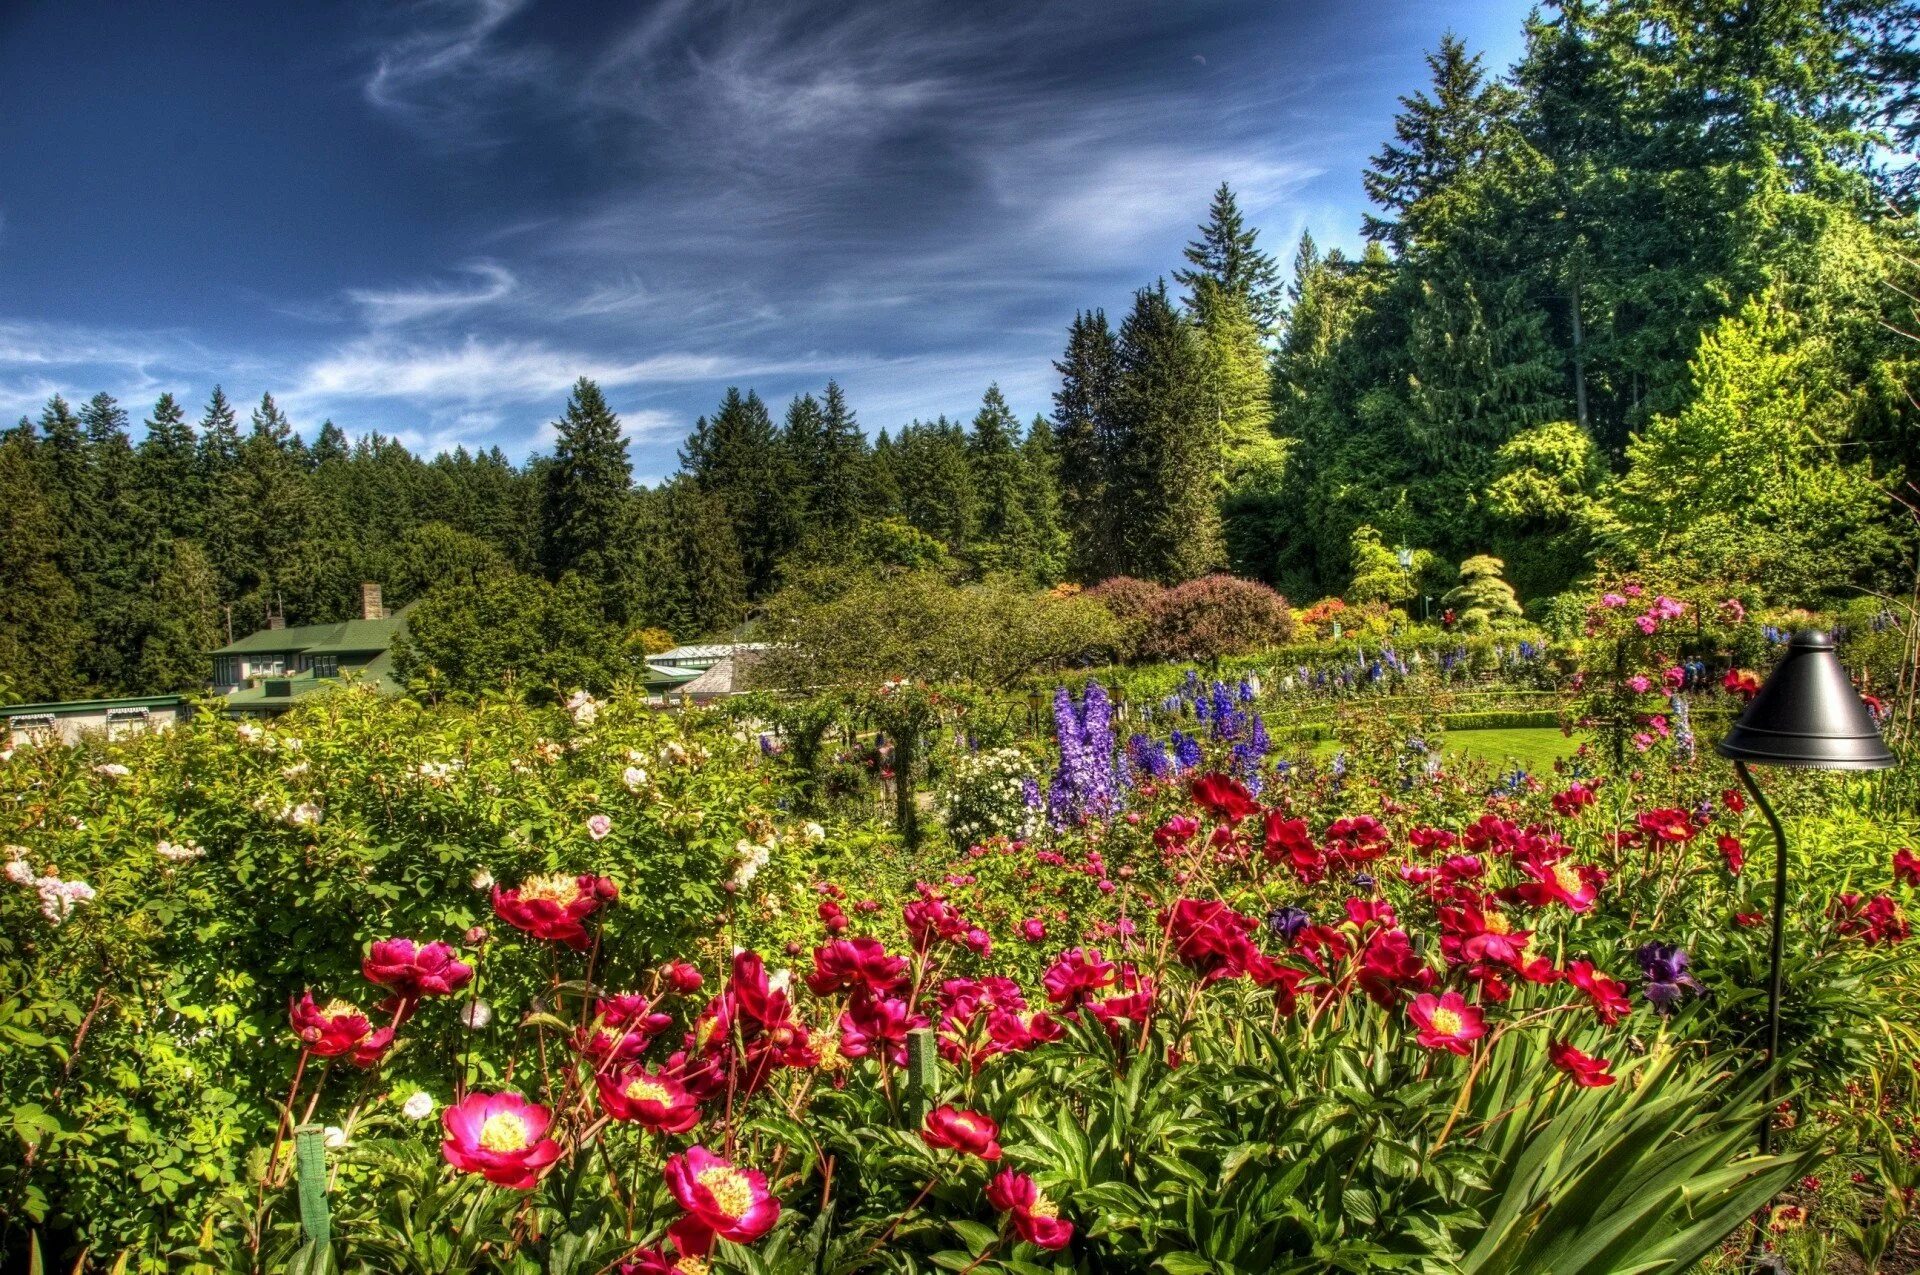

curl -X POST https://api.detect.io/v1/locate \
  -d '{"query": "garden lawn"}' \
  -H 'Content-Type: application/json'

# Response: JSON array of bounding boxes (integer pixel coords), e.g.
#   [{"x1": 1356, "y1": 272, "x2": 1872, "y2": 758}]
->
[{"x1": 1444, "y1": 726, "x2": 1574, "y2": 774}]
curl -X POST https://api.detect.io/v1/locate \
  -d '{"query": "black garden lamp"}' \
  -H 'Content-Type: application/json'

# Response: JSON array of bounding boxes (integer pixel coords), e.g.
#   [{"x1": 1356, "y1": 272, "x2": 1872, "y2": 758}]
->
[{"x1": 1715, "y1": 631, "x2": 1894, "y2": 1163}]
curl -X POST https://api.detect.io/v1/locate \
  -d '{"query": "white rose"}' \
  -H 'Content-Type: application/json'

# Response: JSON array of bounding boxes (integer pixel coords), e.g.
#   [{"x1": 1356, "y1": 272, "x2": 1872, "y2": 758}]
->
[{"x1": 401, "y1": 1091, "x2": 436, "y2": 1121}]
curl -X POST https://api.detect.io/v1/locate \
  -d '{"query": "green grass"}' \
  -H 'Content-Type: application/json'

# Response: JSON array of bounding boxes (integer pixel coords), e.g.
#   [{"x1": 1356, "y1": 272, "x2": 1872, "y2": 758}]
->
[
  {"x1": 1303, "y1": 726, "x2": 1574, "y2": 776},
  {"x1": 1442, "y1": 727, "x2": 1574, "y2": 774}
]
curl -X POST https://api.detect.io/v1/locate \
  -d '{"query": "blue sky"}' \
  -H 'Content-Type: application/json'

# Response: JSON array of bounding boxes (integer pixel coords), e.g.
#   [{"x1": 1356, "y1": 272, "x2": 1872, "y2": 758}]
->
[{"x1": 0, "y1": 0, "x2": 1531, "y2": 482}]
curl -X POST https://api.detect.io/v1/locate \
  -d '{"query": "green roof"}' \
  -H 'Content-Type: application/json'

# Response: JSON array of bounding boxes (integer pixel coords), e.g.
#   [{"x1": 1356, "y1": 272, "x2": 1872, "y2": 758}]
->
[
  {"x1": 2, "y1": 694, "x2": 190, "y2": 717},
  {"x1": 304, "y1": 612, "x2": 408, "y2": 655},
  {"x1": 212, "y1": 604, "x2": 412, "y2": 657},
  {"x1": 212, "y1": 622, "x2": 343, "y2": 656}
]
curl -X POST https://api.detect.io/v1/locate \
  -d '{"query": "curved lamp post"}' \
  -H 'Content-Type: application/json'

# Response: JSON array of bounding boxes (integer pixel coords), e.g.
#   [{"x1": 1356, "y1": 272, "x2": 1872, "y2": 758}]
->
[{"x1": 1715, "y1": 631, "x2": 1894, "y2": 1163}]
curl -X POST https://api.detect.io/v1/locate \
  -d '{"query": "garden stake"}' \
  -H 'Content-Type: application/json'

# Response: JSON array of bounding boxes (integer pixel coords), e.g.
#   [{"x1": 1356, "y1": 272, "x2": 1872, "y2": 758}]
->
[
  {"x1": 904, "y1": 1027, "x2": 939, "y2": 1125},
  {"x1": 292, "y1": 1123, "x2": 332, "y2": 1248}
]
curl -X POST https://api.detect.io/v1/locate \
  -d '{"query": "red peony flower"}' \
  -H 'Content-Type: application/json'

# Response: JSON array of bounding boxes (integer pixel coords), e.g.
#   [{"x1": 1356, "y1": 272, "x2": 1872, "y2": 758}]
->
[
  {"x1": 1161, "y1": 898, "x2": 1262, "y2": 983},
  {"x1": 1565, "y1": 959, "x2": 1632, "y2": 1025},
  {"x1": 986, "y1": 1169, "x2": 1074, "y2": 1250},
  {"x1": 1551, "y1": 784, "x2": 1596, "y2": 817},
  {"x1": 1190, "y1": 773, "x2": 1259, "y2": 823},
  {"x1": 1262, "y1": 813, "x2": 1323, "y2": 881},
  {"x1": 804, "y1": 937, "x2": 909, "y2": 998},
  {"x1": 1406, "y1": 991, "x2": 1486, "y2": 1055},
  {"x1": 1356, "y1": 928, "x2": 1436, "y2": 1009},
  {"x1": 1717, "y1": 835, "x2": 1745, "y2": 875},
  {"x1": 361, "y1": 938, "x2": 473, "y2": 1001},
  {"x1": 1895, "y1": 849, "x2": 1920, "y2": 888},
  {"x1": 348, "y1": 1025, "x2": 396, "y2": 1069},
  {"x1": 1041, "y1": 947, "x2": 1116, "y2": 1009},
  {"x1": 1511, "y1": 859, "x2": 1602, "y2": 913},
  {"x1": 288, "y1": 991, "x2": 373, "y2": 1058},
  {"x1": 1547, "y1": 1040, "x2": 1616, "y2": 1087},
  {"x1": 1723, "y1": 668, "x2": 1762, "y2": 700},
  {"x1": 441, "y1": 1091, "x2": 563, "y2": 1189},
  {"x1": 596, "y1": 1066, "x2": 701, "y2": 1133},
  {"x1": 1152, "y1": 815, "x2": 1199, "y2": 850},
  {"x1": 664, "y1": 1145, "x2": 781, "y2": 1246},
  {"x1": 1635, "y1": 809, "x2": 1697, "y2": 844},
  {"x1": 664, "y1": 961, "x2": 705, "y2": 994},
  {"x1": 491, "y1": 873, "x2": 618, "y2": 950},
  {"x1": 1831, "y1": 893, "x2": 1912, "y2": 946},
  {"x1": 922, "y1": 1105, "x2": 1003, "y2": 1160},
  {"x1": 577, "y1": 993, "x2": 673, "y2": 1064},
  {"x1": 839, "y1": 990, "x2": 925, "y2": 1066}
]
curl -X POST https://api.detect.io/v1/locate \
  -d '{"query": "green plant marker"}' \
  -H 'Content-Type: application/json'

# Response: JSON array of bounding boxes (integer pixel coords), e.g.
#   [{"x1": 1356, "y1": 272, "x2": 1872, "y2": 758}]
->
[
  {"x1": 904, "y1": 1027, "x2": 939, "y2": 1126},
  {"x1": 293, "y1": 1123, "x2": 332, "y2": 1247}
]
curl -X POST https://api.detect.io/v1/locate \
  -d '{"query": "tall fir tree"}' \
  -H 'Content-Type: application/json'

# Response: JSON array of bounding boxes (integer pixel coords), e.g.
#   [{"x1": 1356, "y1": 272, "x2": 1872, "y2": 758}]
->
[
  {"x1": 540, "y1": 378, "x2": 639, "y2": 619},
  {"x1": 965, "y1": 384, "x2": 1034, "y2": 573},
  {"x1": 813, "y1": 380, "x2": 868, "y2": 545},
  {"x1": 0, "y1": 427, "x2": 83, "y2": 700},
  {"x1": 1172, "y1": 182, "x2": 1285, "y2": 334},
  {"x1": 681, "y1": 387, "x2": 794, "y2": 597},
  {"x1": 1051, "y1": 309, "x2": 1119, "y2": 582},
  {"x1": 1110, "y1": 282, "x2": 1224, "y2": 582},
  {"x1": 1019, "y1": 415, "x2": 1069, "y2": 583}
]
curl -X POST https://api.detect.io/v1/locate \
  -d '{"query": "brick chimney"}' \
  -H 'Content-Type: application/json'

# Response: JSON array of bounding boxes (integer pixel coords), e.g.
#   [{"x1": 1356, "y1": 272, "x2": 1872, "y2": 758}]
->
[{"x1": 360, "y1": 582, "x2": 386, "y2": 621}]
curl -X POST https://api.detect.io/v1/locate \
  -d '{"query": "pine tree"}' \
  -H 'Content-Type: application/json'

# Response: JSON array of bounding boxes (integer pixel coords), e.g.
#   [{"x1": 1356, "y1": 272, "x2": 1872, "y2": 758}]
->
[
  {"x1": 681, "y1": 387, "x2": 793, "y2": 596},
  {"x1": 541, "y1": 378, "x2": 636, "y2": 608},
  {"x1": 78, "y1": 392, "x2": 148, "y2": 689},
  {"x1": 1051, "y1": 309, "x2": 1119, "y2": 582},
  {"x1": 890, "y1": 419, "x2": 979, "y2": 554},
  {"x1": 966, "y1": 384, "x2": 1033, "y2": 572},
  {"x1": 0, "y1": 428, "x2": 82, "y2": 700},
  {"x1": 1362, "y1": 34, "x2": 1517, "y2": 254},
  {"x1": 1019, "y1": 415, "x2": 1069, "y2": 583},
  {"x1": 135, "y1": 539, "x2": 222, "y2": 692},
  {"x1": 198, "y1": 386, "x2": 241, "y2": 475},
  {"x1": 1110, "y1": 282, "x2": 1223, "y2": 582},
  {"x1": 311, "y1": 420, "x2": 350, "y2": 467},
  {"x1": 654, "y1": 479, "x2": 748, "y2": 638},
  {"x1": 814, "y1": 380, "x2": 868, "y2": 544},
  {"x1": 136, "y1": 392, "x2": 202, "y2": 542},
  {"x1": 1189, "y1": 279, "x2": 1275, "y2": 479},
  {"x1": 1173, "y1": 183, "x2": 1284, "y2": 334}
]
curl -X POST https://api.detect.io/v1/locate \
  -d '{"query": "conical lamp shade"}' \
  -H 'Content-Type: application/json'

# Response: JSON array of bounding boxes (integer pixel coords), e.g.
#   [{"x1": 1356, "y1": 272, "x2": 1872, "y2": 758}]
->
[{"x1": 1716, "y1": 630, "x2": 1895, "y2": 770}]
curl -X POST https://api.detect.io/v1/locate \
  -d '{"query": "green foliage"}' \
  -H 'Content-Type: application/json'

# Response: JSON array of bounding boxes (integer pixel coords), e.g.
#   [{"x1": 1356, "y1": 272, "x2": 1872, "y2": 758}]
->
[
  {"x1": 1598, "y1": 295, "x2": 1898, "y2": 603},
  {"x1": 753, "y1": 567, "x2": 1117, "y2": 692},
  {"x1": 1443, "y1": 556, "x2": 1524, "y2": 632},
  {"x1": 390, "y1": 572, "x2": 632, "y2": 702}
]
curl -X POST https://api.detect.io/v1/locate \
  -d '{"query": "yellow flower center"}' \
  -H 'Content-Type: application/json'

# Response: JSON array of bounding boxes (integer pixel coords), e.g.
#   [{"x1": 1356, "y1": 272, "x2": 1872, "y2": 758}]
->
[
  {"x1": 1482, "y1": 912, "x2": 1511, "y2": 935},
  {"x1": 697, "y1": 1165, "x2": 754, "y2": 1219},
  {"x1": 1430, "y1": 1007, "x2": 1464, "y2": 1037},
  {"x1": 520, "y1": 873, "x2": 581, "y2": 906},
  {"x1": 478, "y1": 1111, "x2": 530, "y2": 1153},
  {"x1": 322, "y1": 999, "x2": 360, "y2": 1021},
  {"x1": 1553, "y1": 863, "x2": 1584, "y2": 895},
  {"x1": 677, "y1": 1259, "x2": 709, "y2": 1275},
  {"x1": 1029, "y1": 1189, "x2": 1059, "y2": 1220},
  {"x1": 624, "y1": 1077, "x2": 671, "y2": 1105}
]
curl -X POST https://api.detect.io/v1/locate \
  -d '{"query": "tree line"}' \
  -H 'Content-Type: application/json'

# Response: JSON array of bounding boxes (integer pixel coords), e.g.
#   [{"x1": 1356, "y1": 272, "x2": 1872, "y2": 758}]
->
[{"x1": 4, "y1": 0, "x2": 1919, "y2": 703}]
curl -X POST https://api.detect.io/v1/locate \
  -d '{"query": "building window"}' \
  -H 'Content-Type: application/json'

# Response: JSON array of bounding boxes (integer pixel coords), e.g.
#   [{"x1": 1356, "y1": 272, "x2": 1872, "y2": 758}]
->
[
  {"x1": 107, "y1": 708, "x2": 150, "y2": 741},
  {"x1": 215, "y1": 656, "x2": 241, "y2": 686},
  {"x1": 7, "y1": 714, "x2": 55, "y2": 743},
  {"x1": 313, "y1": 656, "x2": 339, "y2": 679}
]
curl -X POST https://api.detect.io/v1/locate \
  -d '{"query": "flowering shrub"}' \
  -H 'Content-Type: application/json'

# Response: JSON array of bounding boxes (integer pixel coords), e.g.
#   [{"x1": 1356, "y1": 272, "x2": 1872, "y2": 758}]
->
[{"x1": 939, "y1": 746, "x2": 1040, "y2": 846}]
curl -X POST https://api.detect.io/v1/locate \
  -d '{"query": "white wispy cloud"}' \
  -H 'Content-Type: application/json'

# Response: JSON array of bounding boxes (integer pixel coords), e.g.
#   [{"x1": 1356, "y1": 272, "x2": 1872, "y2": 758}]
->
[
  {"x1": 362, "y1": 0, "x2": 552, "y2": 146},
  {"x1": 347, "y1": 261, "x2": 517, "y2": 326}
]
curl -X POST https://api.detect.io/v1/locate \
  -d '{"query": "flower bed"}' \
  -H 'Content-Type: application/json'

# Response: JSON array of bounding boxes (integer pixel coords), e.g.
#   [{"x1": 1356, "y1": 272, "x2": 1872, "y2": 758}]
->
[{"x1": 1, "y1": 613, "x2": 1915, "y2": 1272}]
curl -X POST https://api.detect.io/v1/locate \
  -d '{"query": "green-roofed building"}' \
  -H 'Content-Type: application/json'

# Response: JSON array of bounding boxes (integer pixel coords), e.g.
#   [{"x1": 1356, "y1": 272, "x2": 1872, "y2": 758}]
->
[{"x1": 213, "y1": 583, "x2": 410, "y2": 715}]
